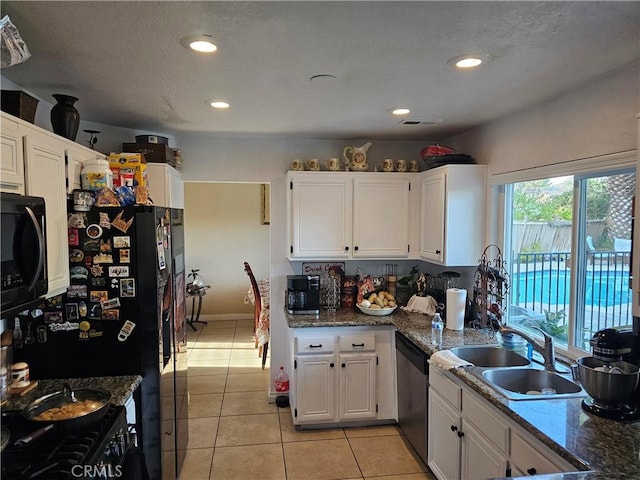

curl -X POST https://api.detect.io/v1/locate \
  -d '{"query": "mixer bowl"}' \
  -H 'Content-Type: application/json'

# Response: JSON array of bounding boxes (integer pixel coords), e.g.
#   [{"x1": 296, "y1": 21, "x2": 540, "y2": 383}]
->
[{"x1": 575, "y1": 357, "x2": 640, "y2": 407}]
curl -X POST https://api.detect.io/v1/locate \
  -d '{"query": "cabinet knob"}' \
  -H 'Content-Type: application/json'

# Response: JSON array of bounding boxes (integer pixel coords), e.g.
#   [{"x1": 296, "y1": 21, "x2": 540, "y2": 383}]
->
[
  {"x1": 330, "y1": 363, "x2": 335, "y2": 368},
  {"x1": 450, "y1": 425, "x2": 458, "y2": 432},
  {"x1": 436, "y1": 249, "x2": 441, "y2": 254},
  {"x1": 354, "y1": 246, "x2": 359, "y2": 251},
  {"x1": 341, "y1": 363, "x2": 346, "y2": 368},
  {"x1": 526, "y1": 468, "x2": 537, "y2": 475},
  {"x1": 345, "y1": 246, "x2": 349, "y2": 251},
  {"x1": 457, "y1": 431, "x2": 465, "y2": 438}
]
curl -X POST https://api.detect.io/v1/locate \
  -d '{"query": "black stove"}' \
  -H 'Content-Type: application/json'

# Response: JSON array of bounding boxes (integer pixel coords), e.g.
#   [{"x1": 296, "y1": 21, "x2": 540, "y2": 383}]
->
[{"x1": 1, "y1": 405, "x2": 131, "y2": 480}]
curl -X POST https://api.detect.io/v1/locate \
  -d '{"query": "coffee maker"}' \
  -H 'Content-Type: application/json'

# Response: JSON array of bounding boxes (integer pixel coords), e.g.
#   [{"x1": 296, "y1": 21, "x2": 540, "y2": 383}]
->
[
  {"x1": 586, "y1": 318, "x2": 640, "y2": 419},
  {"x1": 286, "y1": 275, "x2": 320, "y2": 315}
]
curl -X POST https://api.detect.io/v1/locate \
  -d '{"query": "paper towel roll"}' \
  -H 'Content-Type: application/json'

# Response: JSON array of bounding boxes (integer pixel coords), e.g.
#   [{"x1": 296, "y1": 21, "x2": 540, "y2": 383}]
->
[{"x1": 446, "y1": 288, "x2": 467, "y2": 331}]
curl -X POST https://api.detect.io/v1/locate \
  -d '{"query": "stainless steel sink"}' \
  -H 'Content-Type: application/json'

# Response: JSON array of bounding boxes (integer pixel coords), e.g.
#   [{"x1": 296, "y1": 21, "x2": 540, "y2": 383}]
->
[
  {"x1": 448, "y1": 346, "x2": 531, "y2": 368},
  {"x1": 480, "y1": 367, "x2": 586, "y2": 401}
]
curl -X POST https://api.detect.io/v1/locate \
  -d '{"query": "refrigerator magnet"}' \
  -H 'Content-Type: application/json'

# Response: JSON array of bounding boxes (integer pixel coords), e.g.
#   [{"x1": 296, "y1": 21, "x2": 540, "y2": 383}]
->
[
  {"x1": 67, "y1": 285, "x2": 88, "y2": 298},
  {"x1": 90, "y1": 264, "x2": 104, "y2": 277},
  {"x1": 113, "y1": 236, "x2": 130, "y2": 248},
  {"x1": 87, "y1": 224, "x2": 103, "y2": 239},
  {"x1": 68, "y1": 213, "x2": 87, "y2": 229},
  {"x1": 108, "y1": 266, "x2": 129, "y2": 277},
  {"x1": 101, "y1": 297, "x2": 121, "y2": 310},
  {"x1": 36, "y1": 324, "x2": 47, "y2": 343},
  {"x1": 83, "y1": 239, "x2": 100, "y2": 252},
  {"x1": 79, "y1": 301, "x2": 88, "y2": 317},
  {"x1": 99, "y1": 212, "x2": 111, "y2": 229},
  {"x1": 92, "y1": 277, "x2": 106, "y2": 287},
  {"x1": 102, "y1": 309, "x2": 119, "y2": 321},
  {"x1": 118, "y1": 320, "x2": 136, "y2": 342},
  {"x1": 111, "y1": 211, "x2": 134, "y2": 233},
  {"x1": 157, "y1": 243, "x2": 166, "y2": 270},
  {"x1": 68, "y1": 229, "x2": 79, "y2": 246},
  {"x1": 70, "y1": 249, "x2": 84, "y2": 263},
  {"x1": 90, "y1": 291, "x2": 108, "y2": 303},
  {"x1": 119, "y1": 249, "x2": 130, "y2": 263},
  {"x1": 93, "y1": 253, "x2": 114, "y2": 264},
  {"x1": 88, "y1": 304, "x2": 102, "y2": 320},
  {"x1": 65, "y1": 303, "x2": 79, "y2": 320},
  {"x1": 120, "y1": 278, "x2": 135, "y2": 297},
  {"x1": 99, "y1": 239, "x2": 112, "y2": 253}
]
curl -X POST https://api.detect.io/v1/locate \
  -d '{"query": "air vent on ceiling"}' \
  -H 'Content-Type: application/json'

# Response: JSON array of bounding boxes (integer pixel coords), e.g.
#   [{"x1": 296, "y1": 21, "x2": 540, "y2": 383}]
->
[{"x1": 398, "y1": 118, "x2": 443, "y2": 126}]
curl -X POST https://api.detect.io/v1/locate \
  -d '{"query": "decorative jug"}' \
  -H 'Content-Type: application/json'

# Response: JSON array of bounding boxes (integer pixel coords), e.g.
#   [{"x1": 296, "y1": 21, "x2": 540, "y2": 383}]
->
[{"x1": 343, "y1": 142, "x2": 372, "y2": 171}]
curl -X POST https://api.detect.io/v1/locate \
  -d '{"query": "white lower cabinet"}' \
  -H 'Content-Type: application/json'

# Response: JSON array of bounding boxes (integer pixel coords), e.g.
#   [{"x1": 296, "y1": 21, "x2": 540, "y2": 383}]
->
[
  {"x1": 428, "y1": 367, "x2": 575, "y2": 480},
  {"x1": 291, "y1": 326, "x2": 395, "y2": 426}
]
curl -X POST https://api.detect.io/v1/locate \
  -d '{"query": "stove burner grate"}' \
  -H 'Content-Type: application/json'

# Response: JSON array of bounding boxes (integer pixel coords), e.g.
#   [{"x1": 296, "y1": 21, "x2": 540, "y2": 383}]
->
[{"x1": 0, "y1": 405, "x2": 128, "y2": 480}]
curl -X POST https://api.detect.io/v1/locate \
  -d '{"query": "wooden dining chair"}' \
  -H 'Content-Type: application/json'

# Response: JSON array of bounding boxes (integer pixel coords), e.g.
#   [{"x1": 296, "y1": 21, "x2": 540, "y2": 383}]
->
[{"x1": 243, "y1": 262, "x2": 268, "y2": 368}]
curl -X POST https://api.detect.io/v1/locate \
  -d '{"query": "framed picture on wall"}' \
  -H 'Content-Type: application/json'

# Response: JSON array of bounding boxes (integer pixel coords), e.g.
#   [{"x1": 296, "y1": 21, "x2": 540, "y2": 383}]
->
[{"x1": 261, "y1": 184, "x2": 270, "y2": 225}]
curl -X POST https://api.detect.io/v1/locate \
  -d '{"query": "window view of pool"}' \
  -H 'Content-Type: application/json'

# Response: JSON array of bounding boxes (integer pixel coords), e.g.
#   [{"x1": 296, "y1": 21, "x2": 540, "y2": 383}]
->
[{"x1": 513, "y1": 269, "x2": 631, "y2": 307}]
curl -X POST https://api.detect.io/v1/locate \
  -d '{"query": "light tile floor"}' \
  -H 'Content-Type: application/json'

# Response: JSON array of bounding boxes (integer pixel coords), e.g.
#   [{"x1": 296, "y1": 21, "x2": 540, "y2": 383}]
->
[{"x1": 179, "y1": 319, "x2": 436, "y2": 480}]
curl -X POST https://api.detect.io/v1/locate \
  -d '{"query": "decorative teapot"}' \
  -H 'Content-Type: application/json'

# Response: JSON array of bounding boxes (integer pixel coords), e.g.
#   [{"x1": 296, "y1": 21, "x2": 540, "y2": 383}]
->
[{"x1": 343, "y1": 142, "x2": 372, "y2": 171}]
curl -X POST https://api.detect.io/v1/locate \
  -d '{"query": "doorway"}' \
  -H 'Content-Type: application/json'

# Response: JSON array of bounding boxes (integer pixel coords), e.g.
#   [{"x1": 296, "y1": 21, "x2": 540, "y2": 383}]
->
[{"x1": 183, "y1": 182, "x2": 271, "y2": 320}]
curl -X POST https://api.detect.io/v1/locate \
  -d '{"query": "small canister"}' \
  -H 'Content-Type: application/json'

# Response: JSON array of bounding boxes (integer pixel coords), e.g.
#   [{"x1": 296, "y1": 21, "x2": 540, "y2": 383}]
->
[
  {"x1": 11, "y1": 362, "x2": 29, "y2": 388},
  {"x1": 81, "y1": 157, "x2": 113, "y2": 191}
]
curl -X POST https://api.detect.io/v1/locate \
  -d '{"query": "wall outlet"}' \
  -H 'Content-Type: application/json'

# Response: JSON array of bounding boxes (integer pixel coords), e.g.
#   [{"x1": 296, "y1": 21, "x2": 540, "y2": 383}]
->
[{"x1": 243, "y1": 295, "x2": 250, "y2": 305}]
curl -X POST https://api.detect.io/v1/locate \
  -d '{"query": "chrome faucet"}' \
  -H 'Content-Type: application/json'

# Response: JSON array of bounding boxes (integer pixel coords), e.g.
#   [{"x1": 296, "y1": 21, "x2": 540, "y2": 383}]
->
[{"x1": 499, "y1": 325, "x2": 558, "y2": 372}]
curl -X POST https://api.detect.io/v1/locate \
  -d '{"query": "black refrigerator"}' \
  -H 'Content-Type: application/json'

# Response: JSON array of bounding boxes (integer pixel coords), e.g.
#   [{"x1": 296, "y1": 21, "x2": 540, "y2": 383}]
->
[{"x1": 17, "y1": 205, "x2": 189, "y2": 480}]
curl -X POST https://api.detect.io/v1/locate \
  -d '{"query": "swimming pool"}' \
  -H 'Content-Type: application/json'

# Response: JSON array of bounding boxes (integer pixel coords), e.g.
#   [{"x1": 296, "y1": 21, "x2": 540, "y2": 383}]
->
[{"x1": 513, "y1": 269, "x2": 631, "y2": 307}]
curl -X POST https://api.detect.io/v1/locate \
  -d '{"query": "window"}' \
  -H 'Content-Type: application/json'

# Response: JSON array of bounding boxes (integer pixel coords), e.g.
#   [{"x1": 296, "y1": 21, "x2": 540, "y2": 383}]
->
[{"x1": 503, "y1": 167, "x2": 635, "y2": 356}]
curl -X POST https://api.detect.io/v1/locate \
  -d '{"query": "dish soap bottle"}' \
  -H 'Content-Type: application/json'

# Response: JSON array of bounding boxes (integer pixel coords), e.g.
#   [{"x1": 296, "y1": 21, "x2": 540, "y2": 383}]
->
[{"x1": 431, "y1": 313, "x2": 443, "y2": 347}]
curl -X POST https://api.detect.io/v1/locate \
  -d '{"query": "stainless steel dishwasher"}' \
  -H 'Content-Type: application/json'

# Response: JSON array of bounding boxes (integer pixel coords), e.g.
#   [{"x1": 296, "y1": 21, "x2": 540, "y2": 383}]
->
[{"x1": 395, "y1": 331, "x2": 429, "y2": 464}]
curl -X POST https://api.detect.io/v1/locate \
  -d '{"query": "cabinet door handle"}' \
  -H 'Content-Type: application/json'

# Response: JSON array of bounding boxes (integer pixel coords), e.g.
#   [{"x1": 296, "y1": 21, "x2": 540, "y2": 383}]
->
[
  {"x1": 450, "y1": 425, "x2": 458, "y2": 432},
  {"x1": 527, "y1": 468, "x2": 537, "y2": 475},
  {"x1": 341, "y1": 363, "x2": 346, "y2": 368},
  {"x1": 354, "y1": 246, "x2": 359, "y2": 251},
  {"x1": 309, "y1": 344, "x2": 323, "y2": 348},
  {"x1": 345, "y1": 246, "x2": 349, "y2": 251},
  {"x1": 457, "y1": 431, "x2": 465, "y2": 438},
  {"x1": 352, "y1": 343, "x2": 365, "y2": 348},
  {"x1": 330, "y1": 363, "x2": 335, "y2": 368}
]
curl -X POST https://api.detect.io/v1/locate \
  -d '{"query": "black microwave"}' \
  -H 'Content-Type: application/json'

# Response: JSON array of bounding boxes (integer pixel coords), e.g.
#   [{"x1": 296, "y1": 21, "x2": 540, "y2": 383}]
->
[{"x1": 1, "y1": 193, "x2": 48, "y2": 316}]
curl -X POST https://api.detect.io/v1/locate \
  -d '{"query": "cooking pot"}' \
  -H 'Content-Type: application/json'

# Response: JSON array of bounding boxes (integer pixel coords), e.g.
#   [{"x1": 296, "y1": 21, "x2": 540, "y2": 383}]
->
[
  {"x1": 574, "y1": 357, "x2": 640, "y2": 408},
  {"x1": 22, "y1": 382, "x2": 112, "y2": 431}
]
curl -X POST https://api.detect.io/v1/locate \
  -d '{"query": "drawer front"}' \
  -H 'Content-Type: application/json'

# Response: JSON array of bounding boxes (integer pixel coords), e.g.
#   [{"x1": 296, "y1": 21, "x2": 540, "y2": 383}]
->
[
  {"x1": 295, "y1": 336, "x2": 334, "y2": 354},
  {"x1": 511, "y1": 430, "x2": 563, "y2": 475},
  {"x1": 339, "y1": 334, "x2": 375, "y2": 352},
  {"x1": 462, "y1": 389, "x2": 509, "y2": 454},
  {"x1": 429, "y1": 367, "x2": 461, "y2": 411}
]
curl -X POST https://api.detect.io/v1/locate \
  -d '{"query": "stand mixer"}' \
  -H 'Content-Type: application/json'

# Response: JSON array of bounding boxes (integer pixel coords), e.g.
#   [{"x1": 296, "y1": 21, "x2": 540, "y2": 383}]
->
[{"x1": 583, "y1": 319, "x2": 640, "y2": 420}]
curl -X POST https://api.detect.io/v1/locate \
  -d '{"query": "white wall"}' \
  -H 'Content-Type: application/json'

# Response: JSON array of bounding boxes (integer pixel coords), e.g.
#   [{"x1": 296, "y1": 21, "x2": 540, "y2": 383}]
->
[{"x1": 445, "y1": 63, "x2": 639, "y2": 175}]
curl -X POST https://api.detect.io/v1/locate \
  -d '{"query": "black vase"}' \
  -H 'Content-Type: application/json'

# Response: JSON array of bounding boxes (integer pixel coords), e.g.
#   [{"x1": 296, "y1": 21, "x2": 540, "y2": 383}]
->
[{"x1": 50, "y1": 94, "x2": 80, "y2": 141}]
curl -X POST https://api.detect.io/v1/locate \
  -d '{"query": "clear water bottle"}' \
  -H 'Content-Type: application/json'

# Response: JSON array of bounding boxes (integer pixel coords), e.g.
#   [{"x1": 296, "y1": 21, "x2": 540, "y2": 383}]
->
[{"x1": 431, "y1": 313, "x2": 443, "y2": 347}]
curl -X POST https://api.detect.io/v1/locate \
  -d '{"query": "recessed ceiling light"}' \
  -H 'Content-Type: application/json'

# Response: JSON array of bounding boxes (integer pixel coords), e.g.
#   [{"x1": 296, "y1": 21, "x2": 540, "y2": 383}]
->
[
  {"x1": 391, "y1": 108, "x2": 411, "y2": 116},
  {"x1": 207, "y1": 100, "x2": 229, "y2": 109},
  {"x1": 181, "y1": 35, "x2": 217, "y2": 53},
  {"x1": 447, "y1": 54, "x2": 491, "y2": 69}
]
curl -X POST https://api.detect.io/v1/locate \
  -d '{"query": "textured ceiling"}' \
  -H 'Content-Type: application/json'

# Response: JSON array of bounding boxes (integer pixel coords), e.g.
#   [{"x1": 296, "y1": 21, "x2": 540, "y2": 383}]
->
[{"x1": 1, "y1": 1, "x2": 638, "y2": 140}]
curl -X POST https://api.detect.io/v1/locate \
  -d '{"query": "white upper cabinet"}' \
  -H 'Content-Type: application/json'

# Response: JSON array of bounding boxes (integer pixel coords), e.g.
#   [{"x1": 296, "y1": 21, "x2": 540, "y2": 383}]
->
[
  {"x1": 420, "y1": 165, "x2": 487, "y2": 266},
  {"x1": 0, "y1": 114, "x2": 25, "y2": 194},
  {"x1": 22, "y1": 126, "x2": 69, "y2": 296},
  {"x1": 287, "y1": 172, "x2": 410, "y2": 260},
  {"x1": 146, "y1": 163, "x2": 184, "y2": 209}
]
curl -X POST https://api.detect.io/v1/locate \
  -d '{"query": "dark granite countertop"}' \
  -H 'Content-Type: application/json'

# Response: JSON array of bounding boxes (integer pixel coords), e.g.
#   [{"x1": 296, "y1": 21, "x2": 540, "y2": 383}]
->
[
  {"x1": 286, "y1": 308, "x2": 640, "y2": 479},
  {"x1": 2, "y1": 375, "x2": 142, "y2": 412}
]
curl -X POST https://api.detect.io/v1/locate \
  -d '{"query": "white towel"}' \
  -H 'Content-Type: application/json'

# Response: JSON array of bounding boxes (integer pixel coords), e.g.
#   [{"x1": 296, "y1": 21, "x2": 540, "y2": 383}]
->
[
  {"x1": 400, "y1": 295, "x2": 438, "y2": 315},
  {"x1": 429, "y1": 350, "x2": 473, "y2": 370}
]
